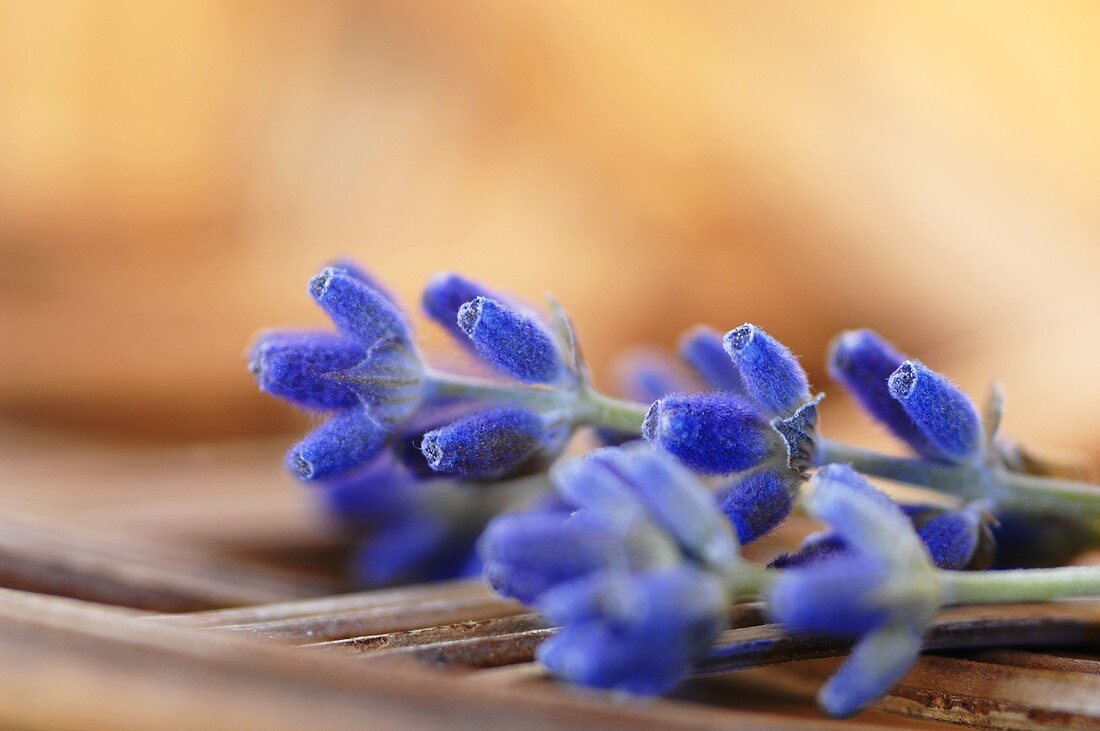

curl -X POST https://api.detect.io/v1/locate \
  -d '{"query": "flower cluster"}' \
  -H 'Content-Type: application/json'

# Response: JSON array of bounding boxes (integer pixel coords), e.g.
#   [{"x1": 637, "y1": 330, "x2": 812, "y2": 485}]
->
[
  {"x1": 480, "y1": 443, "x2": 747, "y2": 693},
  {"x1": 641, "y1": 324, "x2": 818, "y2": 544},
  {"x1": 250, "y1": 263, "x2": 589, "y2": 580},
  {"x1": 252, "y1": 261, "x2": 1100, "y2": 717}
]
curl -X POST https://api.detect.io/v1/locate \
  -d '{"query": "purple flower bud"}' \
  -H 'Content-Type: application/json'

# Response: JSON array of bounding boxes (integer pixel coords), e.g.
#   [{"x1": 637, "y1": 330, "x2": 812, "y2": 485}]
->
[
  {"x1": 535, "y1": 567, "x2": 727, "y2": 695},
  {"x1": 723, "y1": 324, "x2": 810, "y2": 416},
  {"x1": 478, "y1": 511, "x2": 622, "y2": 604},
  {"x1": 768, "y1": 555, "x2": 891, "y2": 638},
  {"x1": 248, "y1": 331, "x2": 363, "y2": 410},
  {"x1": 309, "y1": 267, "x2": 410, "y2": 348},
  {"x1": 888, "y1": 360, "x2": 983, "y2": 463},
  {"x1": 285, "y1": 406, "x2": 389, "y2": 481},
  {"x1": 717, "y1": 470, "x2": 796, "y2": 544},
  {"x1": 642, "y1": 393, "x2": 773, "y2": 475},
  {"x1": 827, "y1": 329, "x2": 943, "y2": 459},
  {"x1": 419, "y1": 407, "x2": 564, "y2": 479},
  {"x1": 915, "y1": 507, "x2": 994, "y2": 570},
  {"x1": 679, "y1": 326, "x2": 746, "y2": 393},
  {"x1": 457, "y1": 297, "x2": 564, "y2": 383},
  {"x1": 421, "y1": 272, "x2": 494, "y2": 344}
]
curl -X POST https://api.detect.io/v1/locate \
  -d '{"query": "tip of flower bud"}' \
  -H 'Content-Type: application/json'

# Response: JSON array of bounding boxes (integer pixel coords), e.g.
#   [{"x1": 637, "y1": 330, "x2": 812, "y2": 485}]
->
[
  {"x1": 308, "y1": 267, "x2": 336, "y2": 300},
  {"x1": 456, "y1": 296, "x2": 485, "y2": 336},
  {"x1": 419, "y1": 432, "x2": 444, "y2": 471},
  {"x1": 724, "y1": 323, "x2": 755, "y2": 352},
  {"x1": 287, "y1": 449, "x2": 315, "y2": 480},
  {"x1": 887, "y1": 361, "x2": 918, "y2": 400}
]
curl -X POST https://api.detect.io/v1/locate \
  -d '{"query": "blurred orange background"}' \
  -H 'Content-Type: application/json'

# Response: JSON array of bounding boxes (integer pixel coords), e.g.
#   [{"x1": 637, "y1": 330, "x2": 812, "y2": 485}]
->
[{"x1": 3, "y1": 0, "x2": 1100, "y2": 464}]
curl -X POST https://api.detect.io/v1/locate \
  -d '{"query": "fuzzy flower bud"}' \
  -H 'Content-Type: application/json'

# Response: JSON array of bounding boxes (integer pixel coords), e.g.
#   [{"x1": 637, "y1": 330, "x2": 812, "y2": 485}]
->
[
  {"x1": 248, "y1": 331, "x2": 364, "y2": 410},
  {"x1": 457, "y1": 297, "x2": 564, "y2": 383},
  {"x1": 888, "y1": 360, "x2": 983, "y2": 463},
  {"x1": 723, "y1": 324, "x2": 810, "y2": 416},
  {"x1": 827, "y1": 329, "x2": 942, "y2": 459},
  {"x1": 286, "y1": 406, "x2": 389, "y2": 481},
  {"x1": 642, "y1": 393, "x2": 773, "y2": 475},
  {"x1": 309, "y1": 267, "x2": 410, "y2": 348},
  {"x1": 717, "y1": 470, "x2": 797, "y2": 544},
  {"x1": 419, "y1": 407, "x2": 564, "y2": 479},
  {"x1": 479, "y1": 511, "x2": 623, "y2": 604}
]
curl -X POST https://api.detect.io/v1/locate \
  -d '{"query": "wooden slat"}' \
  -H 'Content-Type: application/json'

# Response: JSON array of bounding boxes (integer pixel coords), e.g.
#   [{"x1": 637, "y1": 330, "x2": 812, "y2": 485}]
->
[
  {"x1": 0, "y1": 588, "x2": 876, "y2": 731},
  {"x1": 0, "y1": 511, "x2": 336, "y2": 611}
]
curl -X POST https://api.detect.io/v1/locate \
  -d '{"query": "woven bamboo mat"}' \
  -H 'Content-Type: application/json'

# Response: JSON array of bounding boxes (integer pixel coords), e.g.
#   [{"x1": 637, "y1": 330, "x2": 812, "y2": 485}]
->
[{"x1": 2, "y1": 426, "x2": 1099, "y2": 730}]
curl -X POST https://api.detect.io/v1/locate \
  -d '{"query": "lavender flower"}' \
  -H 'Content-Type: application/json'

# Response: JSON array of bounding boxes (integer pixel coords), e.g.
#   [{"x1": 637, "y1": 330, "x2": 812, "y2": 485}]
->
[
  {"x1": 286, "y1": 406, "x2": 390, "y2": 481},
  {"x1": 249, "y1": 331, "x2": 364, "y2": 411},
  {"x1": 481, "y1": 444, "x2": 743, "y2": 693},
  {"x1": 717, "y1": 470, "x2": 797, "y2": 544},
  {"x1": 420, "y1": 407, "x2": 567, "y2": 479},
  {"x1": 888, "y1": 360, "x2": 983, "y2": 464},
  {"x1": 723, "y1": 324, "x2": 809, "y2": 417},
  {"x1": 536, "y1": 566, "x2": 728, "y2": 694},
  {"x1": 457, "y1": 297, "x2": 565, "y2": 383},
  {"x1": 767, "y1": 465, "x2": 940, "y2": 717},
  {"x1": 827, "y1": 329, "x2": 941, "y2": 459},
  {"x1": 309, "y1": 266, "x2": 410, "y2": 347},
  {"x1": 642, "y1": 392, "x2": 775, "y2": 475}
]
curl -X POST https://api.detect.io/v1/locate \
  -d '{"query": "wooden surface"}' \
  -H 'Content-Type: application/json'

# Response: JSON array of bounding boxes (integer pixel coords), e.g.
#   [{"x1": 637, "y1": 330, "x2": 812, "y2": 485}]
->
[{"x1": 2, "y1": 428, "x2": 1100, "y2": 729}]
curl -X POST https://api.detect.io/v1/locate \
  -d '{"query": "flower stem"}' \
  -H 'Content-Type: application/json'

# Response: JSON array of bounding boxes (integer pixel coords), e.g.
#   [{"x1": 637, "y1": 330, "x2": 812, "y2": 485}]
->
[
  {"x1": 941, "y1": 565, "x2": 1100, "y2": 605},
  {"x1": 423, "y1": 371, "x2": 650, "y2": 432},
  {"x1": 815, "y1": 438, "x2": 1100, "y2": 521}
]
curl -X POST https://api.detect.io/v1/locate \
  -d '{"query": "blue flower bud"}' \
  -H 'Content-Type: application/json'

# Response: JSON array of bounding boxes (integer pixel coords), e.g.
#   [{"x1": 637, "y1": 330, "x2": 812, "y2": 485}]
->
[
  {"x1": 478, "y1": 511, "x2": 622, "y2": 604},
  {"x1": 419, "y1": 407, "x2": 564, "y2": 479},
  {"x1": 769, "y1": 555, "x2": 891, "y2": 637},
  {"x1": 679, "y1": 326, "x2": 745, "y2": 393},
  {"x1": 912, "y1": 505, "x2": 994, "y2": 570},
  {"x1": 248, "y1": 331, "x2": 364, "y2": 410},
  {"x1": 536, "y1": 567, "x2": 727, "y2": 695},
  {"x1": 888, "y1": 360, "x2": 983, "y2": 464},
  {"x1": 642, "y1": 392, "x2": 773, "y2": 475},
  {"x1": 285, "y1": 406, "x2": 389, "y2": 481},
  {"x1": 309, "y1": 267, "x2": 410, "y2": 348},
  {"x1": 723, "y1": 324, "x2": 809, "y2": 416},
  {"x1": 457, "y1": 297, "x2": 564, "y2": 383},
  {"x1": 421, "y1": 272, "x2": 494, "y2": 344},
  {"x1": 827, "y1": 330, "x2": 942, "y2": 459},
  {"x1": 331, "y1": 337, "x2": 425, "y2": 427},
  {"x1": 388, "y1": 404, "x2": 482, "y2": 477},
  {"x1": 717, "y1": 470, "x2": 796, "y2": 544}
]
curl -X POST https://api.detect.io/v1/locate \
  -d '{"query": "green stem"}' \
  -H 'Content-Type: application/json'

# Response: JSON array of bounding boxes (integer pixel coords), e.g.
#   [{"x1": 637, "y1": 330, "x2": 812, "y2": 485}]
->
[
  {"x1": 941, "y1": 566, "x2": 1100, "y2": 605},
  {"x1": 423, "y1": 371, "x2": 650, "y2": 432},
  {"x1": 816, "y1": 438, "x2": 1100, "y2": 521}
]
